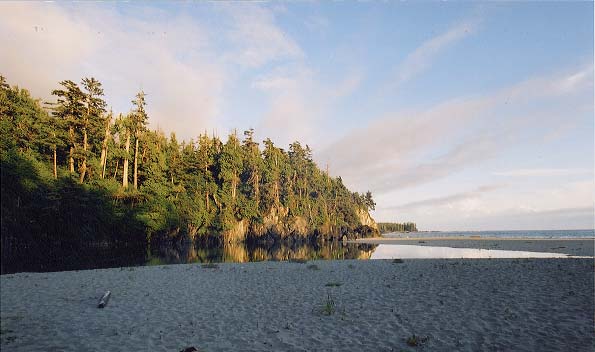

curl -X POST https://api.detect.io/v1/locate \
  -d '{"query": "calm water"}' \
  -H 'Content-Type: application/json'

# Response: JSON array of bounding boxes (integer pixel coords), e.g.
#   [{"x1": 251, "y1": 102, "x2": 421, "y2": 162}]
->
[
  {"x1": 370, "y1": 244, "x2": 587, "y2": 259},
  {"x1": 4, "y1": 229, "x2": 593, "y2": 273},
  {"x1": 384, "y1": 229, "x2": 595, "y2": 239},
  {"x1": 146, "y1": 240, "x2": 377, "y2": 266}
]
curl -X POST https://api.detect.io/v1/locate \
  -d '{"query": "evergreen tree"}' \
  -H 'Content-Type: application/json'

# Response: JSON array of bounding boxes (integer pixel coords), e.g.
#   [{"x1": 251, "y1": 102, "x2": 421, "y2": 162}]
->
[
  {"x1": 79, "y1": 77, "x2": 107, "y2": 182},
  {"x1": 131, "y1": 91, "x2": 148, "y2": 189},
  {"x1": 50, "y1": 80, "x2": 85, "y2": 175}
]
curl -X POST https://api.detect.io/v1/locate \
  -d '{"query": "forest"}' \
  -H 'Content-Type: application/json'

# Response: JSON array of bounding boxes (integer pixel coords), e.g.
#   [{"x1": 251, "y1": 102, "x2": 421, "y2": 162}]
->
[
  {"x1": 377, "y1": 222, "x2": 418, "y2": 233},
  {"x1": 0, "y1": 76, "x2": 379, "y2": 272}
]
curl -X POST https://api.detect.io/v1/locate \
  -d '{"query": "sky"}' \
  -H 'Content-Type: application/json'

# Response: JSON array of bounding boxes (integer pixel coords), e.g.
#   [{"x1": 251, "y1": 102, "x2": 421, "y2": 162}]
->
[{"x1": 1, "y1": 1, "x2": 593, "y2": 231}]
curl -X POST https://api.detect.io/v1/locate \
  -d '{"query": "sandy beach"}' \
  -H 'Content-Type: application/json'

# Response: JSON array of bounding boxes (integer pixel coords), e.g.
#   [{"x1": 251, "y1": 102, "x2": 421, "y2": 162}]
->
[{"x1": 1, "y1": 250, "x2": 594, "y2": 351}]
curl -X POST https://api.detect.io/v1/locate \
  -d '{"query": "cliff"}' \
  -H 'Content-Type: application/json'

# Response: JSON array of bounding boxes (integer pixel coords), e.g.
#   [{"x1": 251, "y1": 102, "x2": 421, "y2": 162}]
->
[{"x1": 217, "y1": 206, "x2": 378, "y2": 243}]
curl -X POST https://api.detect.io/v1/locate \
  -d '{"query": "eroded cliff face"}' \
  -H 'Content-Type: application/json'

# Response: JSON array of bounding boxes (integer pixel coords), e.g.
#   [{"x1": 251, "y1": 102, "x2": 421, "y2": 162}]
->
[
  {"x1": 356, "y1": 208, "x2": 378, "y2": 231},
  {"x1": 223, "y1": 219, "x2": 249, "y2": 243},
  {"x1": 220, "y1": 206, "x2": 378, "y2": 243}
]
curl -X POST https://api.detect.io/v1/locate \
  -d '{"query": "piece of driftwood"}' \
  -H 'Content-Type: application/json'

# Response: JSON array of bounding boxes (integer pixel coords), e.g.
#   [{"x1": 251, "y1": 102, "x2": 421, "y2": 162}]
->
[
  {"x1": 97, "y1": 290, "x2": 111, "y2": 308},
  {"x1": 180, "y1": 347, "x2": 199, "y2": 352}
]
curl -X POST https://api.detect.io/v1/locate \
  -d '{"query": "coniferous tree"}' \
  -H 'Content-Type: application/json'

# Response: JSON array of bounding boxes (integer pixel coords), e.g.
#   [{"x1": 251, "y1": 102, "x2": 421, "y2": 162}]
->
[
  {"x1": 50, "y1": 80, "x2": 85, "y2": 175},
  {"x1": 131, "y1": 91, "x2": 148, "y2": 190},
  {"x1": 79, "y1": 77, "x2": 107, "y2": 182}
]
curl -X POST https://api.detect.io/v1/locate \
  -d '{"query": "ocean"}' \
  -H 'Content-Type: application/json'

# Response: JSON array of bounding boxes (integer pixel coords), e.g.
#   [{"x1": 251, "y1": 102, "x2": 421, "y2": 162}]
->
[{"x1": 383, "y1": 229, "x2": 595, "y2": 239}]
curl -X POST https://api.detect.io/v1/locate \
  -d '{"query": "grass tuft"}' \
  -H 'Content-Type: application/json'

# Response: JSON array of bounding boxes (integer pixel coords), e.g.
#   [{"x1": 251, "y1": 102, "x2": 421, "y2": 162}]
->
[
  {"x1": 406, "y1": 334, "x2": 429, "y2": 347},
  {"x1": 320, "y1": 294, "x2": 336, "y2": 316}
]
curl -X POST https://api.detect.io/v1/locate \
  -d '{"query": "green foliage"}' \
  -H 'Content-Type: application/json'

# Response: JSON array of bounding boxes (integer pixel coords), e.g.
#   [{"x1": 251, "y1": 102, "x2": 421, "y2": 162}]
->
[
  {"x1": 1, "y1": 76, "x2": 379, "y2": 271},
  {"x1": 378, "y1": 222, "x2": 418, "y2": 233}
]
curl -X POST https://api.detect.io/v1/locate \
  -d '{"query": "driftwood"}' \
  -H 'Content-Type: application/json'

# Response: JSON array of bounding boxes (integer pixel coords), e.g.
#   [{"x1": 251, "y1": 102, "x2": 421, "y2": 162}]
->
[
  {"x1": 180, "y1": 348, "x2": 199, "y2": 352},
  {"x1": 97, "y1": 290, "x2": 111, "y2": 308}
]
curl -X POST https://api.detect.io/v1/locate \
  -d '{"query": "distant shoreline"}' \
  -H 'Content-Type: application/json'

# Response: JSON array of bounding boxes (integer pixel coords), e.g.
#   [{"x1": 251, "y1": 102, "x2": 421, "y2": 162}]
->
[{"x1": 354, "y1": 236, "x2": 595, "y2": 242}]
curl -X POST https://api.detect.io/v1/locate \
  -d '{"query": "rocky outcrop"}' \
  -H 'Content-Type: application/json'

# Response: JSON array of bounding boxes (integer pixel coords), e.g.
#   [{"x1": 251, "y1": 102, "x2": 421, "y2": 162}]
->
[
  {"x1": 223, "y1": 219, "x2": 249, "y2": 243},
  {"x1": 215, "y1": 206, "x2": 378, "y2": 243},
  {"x1": 356, "y1": 208, "x2": 378, "y2": 231}
]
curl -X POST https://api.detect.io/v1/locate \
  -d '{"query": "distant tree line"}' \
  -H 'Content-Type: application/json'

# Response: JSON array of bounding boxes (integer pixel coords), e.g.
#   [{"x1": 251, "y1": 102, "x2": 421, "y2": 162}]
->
[
  {"x1": 0, "y1": 76, "x2": 378, "y2": 271},
  {"x1": 377, "y1": 222, "x2": 418, "y2": 233}
]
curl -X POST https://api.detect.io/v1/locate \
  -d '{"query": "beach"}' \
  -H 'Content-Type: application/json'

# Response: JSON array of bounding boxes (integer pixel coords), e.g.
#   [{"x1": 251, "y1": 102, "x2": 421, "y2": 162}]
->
[{"x1": 1, "y1": 241, "x2": 594, "y2": 351}]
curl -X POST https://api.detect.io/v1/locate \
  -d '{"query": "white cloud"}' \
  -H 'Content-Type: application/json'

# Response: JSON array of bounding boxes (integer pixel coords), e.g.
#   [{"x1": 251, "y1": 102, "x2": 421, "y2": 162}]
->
[
  {"x1": 374, "y1": 180, "x2": 594, "y2": 231},
  {"x1": 252, "y1": 64, "x2": 363, "y2": 148},
  {"x1": 220, "y1": 4, "x2": 303, "y2": 68},
  {"x1": 0, "y1": 2, "x2": 226, "y2": 140}
]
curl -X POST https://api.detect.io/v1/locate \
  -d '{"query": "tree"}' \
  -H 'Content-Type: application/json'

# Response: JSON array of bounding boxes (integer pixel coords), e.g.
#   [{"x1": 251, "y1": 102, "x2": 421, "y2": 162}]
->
[
  {"x1": 262, "y1": 138, "x2": 282, "y2": 210},
  {"x1": 50, "y1": 80, "x2": 85, "y2": 175},
  {"x1": 131, "y1": 91, "x2": 148, "y2": 189},
  {"x1": 99, "y1": 111, "x2": 113, "y2": 179},
  {"x1": 241, "y1": 128, "x2": 263, "y2": 217},
  {"x1": 79, "y1": 77, "x2": 107, "y2": 182},
  {"x1": 118, "y1": 114, "x2": 132, "y2": 188},
  {"x1": 364, "y1": 191, "x2": 376, "y2": 211}
]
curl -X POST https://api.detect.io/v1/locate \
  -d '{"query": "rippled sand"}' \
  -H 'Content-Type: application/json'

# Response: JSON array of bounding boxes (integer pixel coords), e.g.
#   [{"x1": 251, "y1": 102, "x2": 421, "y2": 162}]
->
[{"x1": 1, "y1": 258, "x2": 594, "y2": 351}]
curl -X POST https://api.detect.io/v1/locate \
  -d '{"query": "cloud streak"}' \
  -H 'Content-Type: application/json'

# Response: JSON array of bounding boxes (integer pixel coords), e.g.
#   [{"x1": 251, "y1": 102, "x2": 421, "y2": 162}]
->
[
  {"x1": 388, "y1": 184, "x2": 504, "y2": 211},
  {"x1": 319, "y1": 64, "x2": 593, "y2": 193},
  {"x1": 493, "y1": 168, "x2": 591, "y2": 177},
  {"x1": 393, "y1": 19, "x2": 478, "y2": 87}
]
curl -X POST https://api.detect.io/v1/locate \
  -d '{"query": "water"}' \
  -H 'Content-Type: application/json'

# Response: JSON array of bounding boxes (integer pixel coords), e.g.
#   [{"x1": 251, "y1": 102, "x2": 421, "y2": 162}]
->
[
  {"x1": 146, "y1": 240, "x2": 377, "y2": 266},
  {"x1": 370, "y1": 244, "x2": 586, "y2": 260},
  {"x1": 383, "y1": 229, "x2": 595, "y2": 239},
  {"x1": 4, "y1": 229, "x2": 593, "y2": 273}
]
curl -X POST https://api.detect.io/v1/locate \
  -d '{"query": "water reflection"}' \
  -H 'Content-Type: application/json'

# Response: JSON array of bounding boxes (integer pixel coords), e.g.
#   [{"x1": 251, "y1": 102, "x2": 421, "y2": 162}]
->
[
  {"x1": 370, "y1": 244, "x2": 582, "y2": 259},
  {"x1": 147, "y1": 240, "x2": 378, "y2": 265}
]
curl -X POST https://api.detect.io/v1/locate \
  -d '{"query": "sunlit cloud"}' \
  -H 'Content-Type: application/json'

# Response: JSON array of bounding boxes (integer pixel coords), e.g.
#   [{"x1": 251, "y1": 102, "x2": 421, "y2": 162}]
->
[{"x1": 0, "y1": 2, "x2": 226, "y2": 140}]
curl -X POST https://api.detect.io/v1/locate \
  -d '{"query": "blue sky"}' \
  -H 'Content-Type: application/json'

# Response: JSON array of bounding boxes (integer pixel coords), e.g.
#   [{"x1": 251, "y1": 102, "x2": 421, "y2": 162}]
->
[{"x1": 1, "y1": 1, "x2": 593, "y2": 230}]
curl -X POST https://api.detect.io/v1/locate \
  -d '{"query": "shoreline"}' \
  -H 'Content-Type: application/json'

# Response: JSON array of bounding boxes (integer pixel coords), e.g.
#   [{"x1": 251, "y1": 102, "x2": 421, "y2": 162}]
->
[
  {"x1": 353, "y1": 236, "x2": 595, "y2": 242},
  {"x1": 352, "y1": 237, "x2": 594, "y2": 257}
]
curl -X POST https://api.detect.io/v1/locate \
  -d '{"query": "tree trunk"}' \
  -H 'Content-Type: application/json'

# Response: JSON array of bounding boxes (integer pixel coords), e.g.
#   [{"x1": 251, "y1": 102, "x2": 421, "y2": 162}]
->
[
  {"x1": 254, "y1": 173, "x2": 260, "y2": 208},
  {"x1": 53, "y1": 146, "x2": 57, "y2": 179},
  {"x1": 232, "y1": 171, "x2": 237, "y2": 200},
  {"x1": 274, "y1": 181, "x2": 280, "y2": 206},
  {"x1": 79, "y1": 127, "x2": 88, "y2": 183},
  {"x1": 113, "y1": 159, "x2": 119, "y2": 180},
  {"x1": 133, "y1": 136, "x2": 139, "y2": 189},
  {"x1": 102, "y1": 148, "x2": 108, "y2": 179},
  {"x1": 68, "y1": 126, "x2": 75, "y2": 173},
  {"x1": 123, "y1": 131, "x2": 130, "y2": 188},
  {"x1": 100, "y1": 117, "x2": 111, "y2": 178}
]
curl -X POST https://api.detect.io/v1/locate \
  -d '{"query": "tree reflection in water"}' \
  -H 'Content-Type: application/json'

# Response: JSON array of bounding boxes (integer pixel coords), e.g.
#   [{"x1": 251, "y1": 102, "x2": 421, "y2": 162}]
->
[{"x1": 147, "y1": 240, "x2": 377, "y2": 265}]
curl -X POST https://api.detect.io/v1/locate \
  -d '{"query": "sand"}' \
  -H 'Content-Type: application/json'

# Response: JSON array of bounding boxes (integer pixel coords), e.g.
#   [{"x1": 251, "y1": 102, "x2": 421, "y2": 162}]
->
[{"x1": 1, "y1": 255, "x2": 594, "y2": 351}]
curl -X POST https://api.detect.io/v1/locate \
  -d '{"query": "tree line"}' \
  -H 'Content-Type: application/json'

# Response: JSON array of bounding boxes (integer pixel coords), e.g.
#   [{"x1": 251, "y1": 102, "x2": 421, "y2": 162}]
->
[
  {"x1": 0, "y1": 75, "x2": 378, "y2": 269},
  {"x1": 377, "y1": 222, "x2": 418, "y2": 233}
]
